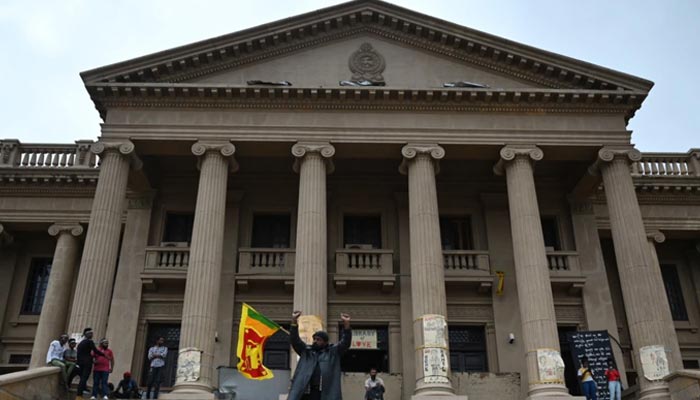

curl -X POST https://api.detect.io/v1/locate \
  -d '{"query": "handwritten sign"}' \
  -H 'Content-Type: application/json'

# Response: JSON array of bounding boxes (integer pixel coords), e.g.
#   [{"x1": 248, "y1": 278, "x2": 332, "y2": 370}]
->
[
  {"x1": 351, "y1": 329, "x2": 377, "y2": 349},
  {"x1": 297, "y1": 315, "x2": 323, "y2": 345},
  {"x1": 640, "y1": 345, "x2": 669, "y2": 381},
  {"x1": 423, "y1": 348, "x2": 449, "y2": 383},
  {"x1": 422, "y1": 314, "x2": 447, "y2": 348},
  {"x1": 567, "y1": 330, "x2": 615, "y2": 399},
  {"x1": 176, "y1": 347, "x2": 201, "y2": 383},
  {"x1": 537, "y1": 349, "x2": 565, "y2": 383}
]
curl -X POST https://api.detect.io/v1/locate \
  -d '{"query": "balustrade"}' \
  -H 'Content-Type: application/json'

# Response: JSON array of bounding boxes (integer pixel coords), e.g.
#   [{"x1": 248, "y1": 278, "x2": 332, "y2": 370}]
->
[
  {"x1": 238, "y1": 248, "x2": 295, "y2": 275},
  {"x1": 631, "y1": 151, "x2": 700, "y2": 177},
  {"x1": 0, "y1": 140, "x2": 96, "y2": 169},
  {"x1": 144, "y1": 247, "x2": 190, "y2": 270},
  {"x1": 443, "y1": 250, "x2": 490, "y2": 276},
  {"x1": 546, "y1": 251, "x2": 581, "y2": 276},
  {"x1": 335, "y1": 249, "x2": 393, "y2": 276}
]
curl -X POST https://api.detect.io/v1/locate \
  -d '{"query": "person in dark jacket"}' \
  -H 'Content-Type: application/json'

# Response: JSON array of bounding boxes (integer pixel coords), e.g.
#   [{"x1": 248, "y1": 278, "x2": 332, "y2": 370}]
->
[
  {"x1": 76, "y1": 327, "x2": 104, "y2": 397},
  {"x1": 288, "y1": 311, "x2": 351, "y2": 400}
]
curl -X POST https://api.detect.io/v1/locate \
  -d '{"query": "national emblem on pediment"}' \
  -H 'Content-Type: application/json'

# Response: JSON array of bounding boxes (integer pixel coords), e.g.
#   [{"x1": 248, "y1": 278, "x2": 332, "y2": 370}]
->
[{"x1": 348, "y1": 42, "x2": 386, "y2": 83}]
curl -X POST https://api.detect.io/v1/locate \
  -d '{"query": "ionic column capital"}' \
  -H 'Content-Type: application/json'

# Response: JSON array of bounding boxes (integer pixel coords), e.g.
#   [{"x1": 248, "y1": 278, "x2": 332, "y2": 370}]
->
[
  {"x1": 292, "y1": 142, "x2": 335, "y2": 174},
  {"x1": 92, "y1": 140, "x2": 143, "y2": 170},
  {"x1": 191, "y1": 141, "x2": 238, "y2": 172},
  {"x1": 493, "y1": 145, "x2": 543, "y2": 176},
  {"x1": 646, "y1": 230, "x2": 666, "y2": 244},
  {"x1": 48, "y1": 223, "x2": 84, "y2": 237},
  {"x1": 588, "y1": 146, "x2": 642, "y2": 175},
  {"x1": 398, "y1": 143, "x2": 445, "y2": 175}
]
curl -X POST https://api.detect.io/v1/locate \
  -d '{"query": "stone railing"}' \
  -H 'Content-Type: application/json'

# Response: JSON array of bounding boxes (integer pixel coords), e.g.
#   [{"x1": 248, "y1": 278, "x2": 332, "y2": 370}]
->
[
  {"x1": 0, "y1": 140, "x2": 97, "y2": 169},
  {"x1": 335, "y1": 249, "x2": 393, "y2": 276},
  {"x1": 0, "y1": 366, "x2": 62, "y2": 400},
  {"x1": 546, "y1": 251, "x2": 581, "y2": 275},
  {"x1": 632, "y1": 150, "x2": 700, "y2": 178},
  {"x1": 144, "y1": 246, "x2": 190, "y2": 271},
  {"x1": 238, "y1": 248, "x2": 295, "y2": 275},
  {"x1": 443, "y1": 250, "x2": 491, "y2": 276}
]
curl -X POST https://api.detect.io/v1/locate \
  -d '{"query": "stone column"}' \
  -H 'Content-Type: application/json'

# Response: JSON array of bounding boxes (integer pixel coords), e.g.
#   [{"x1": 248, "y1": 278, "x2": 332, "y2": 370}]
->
[
  {"x1": 494, "y1": 145, "x2": 569, "y2": 398},
  {"x1": 68, "y1": 141, "x2": 140, "y2": 339},
  {"x1": 106, "y1": 194, "x2": 154, "y2": 376},
  {"x1": 594, "y1": 146, "x2": 681, "y2": 399},
  {"x1": 646, "y1": 230, "x2": 683, "y2": 372},
  {"x1": 29, "y1": 224, "x2": 83, "y2": 368},
  {"x1": 291, "y1": 142, "x2": 334, "y2": 327},
  {"x1": 170, "y1": 142, "x2": 236, "y2": 396},
  {"x1": 399, "y1": 144, "x2": 460, "y2": 398},
  {"x1": 568, "y1": 198, "x2": 628, "y2": 387}
]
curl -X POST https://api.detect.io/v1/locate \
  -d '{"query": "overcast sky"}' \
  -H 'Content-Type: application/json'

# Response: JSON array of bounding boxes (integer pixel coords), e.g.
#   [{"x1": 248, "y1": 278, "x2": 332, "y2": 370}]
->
[{"x1": 0, "y1": 0, "x2": 697, "y2": 151}]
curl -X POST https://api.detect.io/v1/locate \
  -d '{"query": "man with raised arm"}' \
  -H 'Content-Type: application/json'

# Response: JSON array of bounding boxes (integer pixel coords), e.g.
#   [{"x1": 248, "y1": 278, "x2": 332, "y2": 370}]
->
[{"x1": 288, "y1": 311, "x2": 351, "y2": 400}]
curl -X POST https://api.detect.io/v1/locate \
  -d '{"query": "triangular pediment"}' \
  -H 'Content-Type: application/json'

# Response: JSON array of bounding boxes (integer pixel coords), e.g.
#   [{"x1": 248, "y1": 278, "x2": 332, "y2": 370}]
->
[
  {"x1": 81, "y1": 0, "x2": 653, "y2": 93},
  {"x1": 187, "y1": 34, "x2": 542, "y2": 89}
]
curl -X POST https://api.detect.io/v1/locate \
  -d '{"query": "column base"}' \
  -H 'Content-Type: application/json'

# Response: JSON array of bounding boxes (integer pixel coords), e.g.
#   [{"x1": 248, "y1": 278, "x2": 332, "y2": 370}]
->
[
  {"x1": 412, "y1": 396, "x2": 468, "y2": 399},
  {"x1": 526, "y1": 383, "x2": 576, "y2": 399},
  {"x1": 639, "y1": 381, "x2": 671, "y2": 400},
  {"x1": 159, "y1": 388, "x2": 215, "y2": 400}
]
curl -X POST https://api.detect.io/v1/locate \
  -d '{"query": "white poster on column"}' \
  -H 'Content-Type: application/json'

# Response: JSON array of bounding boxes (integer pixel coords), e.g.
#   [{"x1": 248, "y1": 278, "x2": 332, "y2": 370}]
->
[{"x1": 422, "y1": 314, "x2": 447, "y2": 348}]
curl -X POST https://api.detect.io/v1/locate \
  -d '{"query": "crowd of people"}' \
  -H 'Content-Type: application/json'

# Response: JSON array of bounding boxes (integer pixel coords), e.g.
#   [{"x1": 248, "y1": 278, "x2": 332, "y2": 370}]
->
[{"x1": 44, "y1": 328, "x2": 167, "y2": 399}]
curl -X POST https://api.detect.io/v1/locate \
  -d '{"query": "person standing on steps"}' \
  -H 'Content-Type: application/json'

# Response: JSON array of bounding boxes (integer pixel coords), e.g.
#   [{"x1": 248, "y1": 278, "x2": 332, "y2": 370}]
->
[
  {"x1": 146, "y1": 336, "x2": 168, "y2": 399},
  {"x1": 76, "y1": 328, "x2": 104, "y2": 398}
]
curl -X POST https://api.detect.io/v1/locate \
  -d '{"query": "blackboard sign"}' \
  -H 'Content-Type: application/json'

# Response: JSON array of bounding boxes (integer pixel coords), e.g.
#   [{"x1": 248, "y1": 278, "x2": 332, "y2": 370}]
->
[{"x1": 567, "y1": 330, "x2": 615, "y2": 398}]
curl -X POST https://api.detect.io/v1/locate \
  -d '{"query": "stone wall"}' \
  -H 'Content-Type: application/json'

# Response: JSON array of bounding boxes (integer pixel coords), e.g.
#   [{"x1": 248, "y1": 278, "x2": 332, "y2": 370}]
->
[
  {"x1": 453, "y1": 372, "x2": 521, "y2": 400},
  {"x1": 0, "y1": 366, "x2": 63, "y2": 400}
]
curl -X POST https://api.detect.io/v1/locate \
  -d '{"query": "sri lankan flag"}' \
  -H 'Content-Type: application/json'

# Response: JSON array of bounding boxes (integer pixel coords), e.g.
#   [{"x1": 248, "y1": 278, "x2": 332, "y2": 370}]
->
[{"x1": 236, "y1": 303, "x2": 280, "y2": 380}]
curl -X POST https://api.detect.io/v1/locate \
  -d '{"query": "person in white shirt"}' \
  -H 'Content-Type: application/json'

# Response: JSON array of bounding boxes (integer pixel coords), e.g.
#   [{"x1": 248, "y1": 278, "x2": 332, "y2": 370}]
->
[
  {"x1": 46, "y1": 334, "x2": 69, "y2": 389},
  {"x1": 364, "y1": 368, "x2": 385, "y2": 400}
]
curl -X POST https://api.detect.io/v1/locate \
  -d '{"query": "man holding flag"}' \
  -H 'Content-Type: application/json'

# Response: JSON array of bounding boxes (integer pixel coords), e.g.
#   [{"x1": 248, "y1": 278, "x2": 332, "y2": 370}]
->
[{"x1": 288, "y1": 310, "x2": 351, "y2": 400}]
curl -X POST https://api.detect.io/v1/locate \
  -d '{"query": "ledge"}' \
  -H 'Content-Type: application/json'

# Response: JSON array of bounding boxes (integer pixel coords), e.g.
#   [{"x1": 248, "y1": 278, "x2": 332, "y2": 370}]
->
[
  {"x1": 332, "y1": 274, "x2": 396, "y2": 293},
  {"x1": 0, "y1": 366, "x2": 60, "y2": 386}
]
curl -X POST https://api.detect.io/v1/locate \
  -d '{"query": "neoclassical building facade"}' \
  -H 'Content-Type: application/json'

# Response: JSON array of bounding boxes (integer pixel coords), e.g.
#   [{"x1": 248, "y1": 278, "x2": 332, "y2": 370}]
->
[{"x1": 1, "y1": 1, "x2": 699, "y2": 399}]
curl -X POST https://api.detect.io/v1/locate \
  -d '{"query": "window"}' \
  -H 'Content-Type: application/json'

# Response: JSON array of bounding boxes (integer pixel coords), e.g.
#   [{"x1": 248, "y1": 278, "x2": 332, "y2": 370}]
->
[
  {"x1": 340, "y1": 326, "x2": 388, "y2": 372},
  {"x1": 448, "y1": 326, "x2": 487, "y2": 372},
  {"x1": 21, "y1": 257, "x2": 52, "y2": 315},
  {"x1": 263, "y1": 326, "x2": 291, "y2": 370},
  {"x1": 9, "y1": 354, "x2": 31, "y2": 364},
  {"x1": 440, "y1": 217, "x2": 473, "y2": 250},
  {"x1": 661, "y1": 264, "x2": 689, "y2": 321},
  {"x1": 163, "y1": 212, "x2": 194, "y2": 243},
  {"x1": 251, "y1": 214, "x2": 291, "y2": 248},
  {"x1": 683, "y1": 359, "x2": 700, "y2": 369},
  {"x1": 540, "y1": 216, "x2": 560, "y2": 250},
  {"x1": 343, "y1": 216, "x2": 382, "y2": 249}
]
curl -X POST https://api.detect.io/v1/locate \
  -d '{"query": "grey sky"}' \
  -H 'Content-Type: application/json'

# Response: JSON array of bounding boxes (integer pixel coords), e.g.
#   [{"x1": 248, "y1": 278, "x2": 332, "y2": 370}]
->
[{"x1": 0, "y1": 0, "x2": 697, "y2": 151}]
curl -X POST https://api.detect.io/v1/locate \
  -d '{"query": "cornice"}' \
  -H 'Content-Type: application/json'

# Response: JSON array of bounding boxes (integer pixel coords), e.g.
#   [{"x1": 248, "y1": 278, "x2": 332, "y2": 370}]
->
[
  {"x1": 0, "y1": 171, "x2": 99, "y2": 186},
  {"x1": 87, "y1": 84, "x2": 645, "y2": 121},
  {"x1": 81, "y1": 2, "x2": 651, "y2": 93}
]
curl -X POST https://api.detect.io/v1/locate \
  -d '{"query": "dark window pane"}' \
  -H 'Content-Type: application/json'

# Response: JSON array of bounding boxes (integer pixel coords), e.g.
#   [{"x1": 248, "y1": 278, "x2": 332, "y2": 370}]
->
[
  {"x1": 263, "y1": 327, "x2": 290, "y2": 370},
  {"x1": 9, "y1": 354, "x2": 31, "y2": 364},
  {"x1": 163, "y1": 212, "x2": 194, "y2": 243},
  {"x1": 343, "y1": 216, "x2": 381, "y2": 249},
  {"x1": 21, "y1": 257, "x2": 52, "y2": 315},
  {"x1": 661, "y1": 264, "x2": 689, "y2": 321},
  {"x1": 541, "y1": 216, "x2": 560, "y2": 250},
  {"x1": 683, "y1": 359, "x2": 700, "y2": 369},
  {"x1": 448, "y1": 326, "x2": 487, "y2": 372},
  {"x1": 142, "y1": 324, "x2": 180, "y2": 387},
  {"x1": 439, "y1": 217, "x2": 473, "y2": 250},
  {"x1": 252, "y1": 214, "x2": 291, "y2": 248}
]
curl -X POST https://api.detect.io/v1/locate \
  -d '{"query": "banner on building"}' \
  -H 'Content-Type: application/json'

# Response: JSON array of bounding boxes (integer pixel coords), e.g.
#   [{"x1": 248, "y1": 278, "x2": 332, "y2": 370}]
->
[{"x1": 640, "y1": 345, "x2": 669, "y2": 381}]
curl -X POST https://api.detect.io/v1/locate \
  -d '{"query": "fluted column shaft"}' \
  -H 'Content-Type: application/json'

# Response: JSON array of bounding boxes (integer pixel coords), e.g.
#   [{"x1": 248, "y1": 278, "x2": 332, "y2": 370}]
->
[
  {"x1": 646, "y1": 231, "x2": 683, "y2": 372},
  {"x1": 172, "y1": 142, "x2": 235, "y2": 394},
  {"x1": 597, "y1": 147, "x2": 680, "y2": 399},
  {"x1": 400, "y1": 144, "x2": 455, "y2": 396},
  {"x1": 292, "y1": 142, "x2": 334, "y2": 327},
  {"x1": 496, "y1": 145, "x2": 569, "y2": 398},
  {"x1": 68, "y1": 142, "x2": 138, "y2": 339},
  {"x1": 30, "y1": 224, "x2": 83, "y2": 368}
]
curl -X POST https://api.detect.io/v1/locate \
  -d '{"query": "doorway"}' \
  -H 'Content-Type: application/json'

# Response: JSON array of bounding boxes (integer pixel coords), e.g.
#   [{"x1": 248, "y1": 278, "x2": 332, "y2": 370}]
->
[{"x1": 142, "y1": 323, "x2": 180, "y2": 388}]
